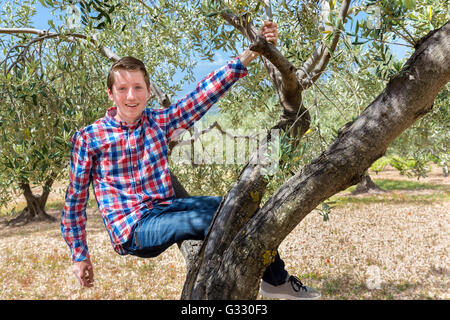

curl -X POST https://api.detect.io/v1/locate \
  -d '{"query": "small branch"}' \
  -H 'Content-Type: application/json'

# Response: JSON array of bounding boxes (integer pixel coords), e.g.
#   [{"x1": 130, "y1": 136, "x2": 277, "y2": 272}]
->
[
  {"x1": 399, "y1": 24, "x2": 417, "y2": 46},
  {"x1": 249, "y1": 36, "x2": 297, "y2": 84},
  {"x1": 0, "y1": 27, "x2": 51, "y2": 36},
  {"x1": 220, "y1": 11, "x2": 258, "y2": 42},
  {"x1": 263, "y1": 0, "x2": 273, "y2": 22},
  {"x1": 391, "y1": 27, "x2": 416, "y2": 47},
  {"x1": 296, "y1": 1, "x2": 333, "y2": 80},
  {"x1": 297, "y1": 0, "x2": 351, "y2": 89}
]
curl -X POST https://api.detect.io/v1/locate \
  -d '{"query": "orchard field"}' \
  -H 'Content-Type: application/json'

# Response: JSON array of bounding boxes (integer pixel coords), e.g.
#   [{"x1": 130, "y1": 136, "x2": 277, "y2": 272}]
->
[{"x1": 0, "y1": 164, "x2": 447, "y2": 300}]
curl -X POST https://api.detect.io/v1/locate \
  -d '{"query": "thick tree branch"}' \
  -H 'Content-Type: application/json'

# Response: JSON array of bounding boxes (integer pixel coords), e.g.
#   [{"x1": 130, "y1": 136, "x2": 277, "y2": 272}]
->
[
  {"x1": 200, "y1": 20, "x2": 450, "y2": 299},
  {"x1": 220, "y1": 2, "x2": 351, "y2": 138},
  {"x1": 220, "y1": 10, "x2": 306, "y2": 138},
  {"x1": 249, "y1": 36, "x2": 297, "y2": 86}
]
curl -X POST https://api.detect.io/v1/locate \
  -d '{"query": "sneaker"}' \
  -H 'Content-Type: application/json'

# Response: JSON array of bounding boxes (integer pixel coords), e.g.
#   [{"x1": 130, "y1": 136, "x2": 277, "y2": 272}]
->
[{"x1": 260, "y1": 275, "x2": 321, "y2": 300}]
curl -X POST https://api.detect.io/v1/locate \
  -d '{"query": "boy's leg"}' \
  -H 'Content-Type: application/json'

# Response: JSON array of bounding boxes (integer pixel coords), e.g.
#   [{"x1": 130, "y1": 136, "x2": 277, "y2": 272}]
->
[
  {"x1": 169, "y1": 196, "x2": 223, "y2": 212},
  {"x1": 123, "y1": 196, "x2": 221, "y2": 257},
  {"x1": 261, "y1": 253, "x2": 288, "y2": 286},
  {"x1": 260, "y1": 254, "x2": 321, "y2": 300},
  {"x1": 124, "y1": 196, "x2": 308, "y2": 296}
]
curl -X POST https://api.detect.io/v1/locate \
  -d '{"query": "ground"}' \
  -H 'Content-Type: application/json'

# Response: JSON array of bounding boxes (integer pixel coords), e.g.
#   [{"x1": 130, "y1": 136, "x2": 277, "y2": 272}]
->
[{"x1": 0, "y1": 165, "x2": 448, "y2": 299}]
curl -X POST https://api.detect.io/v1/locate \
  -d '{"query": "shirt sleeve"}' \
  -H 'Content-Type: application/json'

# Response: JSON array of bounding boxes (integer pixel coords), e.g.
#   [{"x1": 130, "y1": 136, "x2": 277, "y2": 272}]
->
[
  {"x1": 61, "y1": 131, "x2": 93, "y2": 262},
  {"x1": 149, "y1": 56, "x2": 248, "y2": 142}
]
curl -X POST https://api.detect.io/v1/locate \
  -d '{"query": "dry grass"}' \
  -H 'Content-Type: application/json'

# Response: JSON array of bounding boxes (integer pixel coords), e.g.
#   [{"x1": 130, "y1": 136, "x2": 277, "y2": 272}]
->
[{"x1": 0, "y1": 165, "x2": 448, "y2": 300}]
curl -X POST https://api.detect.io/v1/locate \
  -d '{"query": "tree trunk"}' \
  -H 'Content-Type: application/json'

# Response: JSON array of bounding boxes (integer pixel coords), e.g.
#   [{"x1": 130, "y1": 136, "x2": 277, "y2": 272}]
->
[
  {"x1": 6, "y1": 179, "x2": 57, "y2": 226},
  {"x1": 351, "y1": 172, "x2": 385, "y2": 195},
  {"x1": 181, "y1": 21, "x2": 450, "y2": 299}
]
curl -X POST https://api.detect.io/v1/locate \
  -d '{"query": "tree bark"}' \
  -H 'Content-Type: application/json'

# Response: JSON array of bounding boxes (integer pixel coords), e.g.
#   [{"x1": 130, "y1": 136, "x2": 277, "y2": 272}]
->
[
  {"x1": 182, "y1": 21, "x2": 450, "y2": 299},
  {"x1": 351, "y1": 172, "x2": 385, "y2": 195},
  {"x1": 6, "y1": 179, "x2": 57, "y2": 226}
]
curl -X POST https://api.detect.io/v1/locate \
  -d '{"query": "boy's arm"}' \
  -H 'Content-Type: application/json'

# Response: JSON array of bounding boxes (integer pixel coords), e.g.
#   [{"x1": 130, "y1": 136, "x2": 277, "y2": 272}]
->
[
  {"x1": 150, "y1": 56, "x2": 248, "y2": 142},
  {"x1": 151, "y1": 20, "x2": 277, "y2": 142},
  {"x1": 61, "y1": 131, "x2": 93, "y2": 264}
]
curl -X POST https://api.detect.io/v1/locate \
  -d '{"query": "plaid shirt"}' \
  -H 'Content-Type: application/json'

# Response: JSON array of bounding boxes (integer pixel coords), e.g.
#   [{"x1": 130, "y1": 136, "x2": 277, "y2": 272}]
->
[{"x1": 61, "y1": 57, "x2": 247, "y2": 262}]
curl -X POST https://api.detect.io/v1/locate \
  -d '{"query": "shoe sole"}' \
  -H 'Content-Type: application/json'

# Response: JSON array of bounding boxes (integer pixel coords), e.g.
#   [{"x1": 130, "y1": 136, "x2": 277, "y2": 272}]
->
[{"x1": 260, "y1": 289, "x2": 321, "y2": 300}]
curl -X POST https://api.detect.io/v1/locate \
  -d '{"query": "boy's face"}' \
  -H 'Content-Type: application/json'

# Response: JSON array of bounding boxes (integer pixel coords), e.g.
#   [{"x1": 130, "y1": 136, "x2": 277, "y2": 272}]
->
[{"x1": 107, "y1": 69, "x2": 151, "y2": 124}]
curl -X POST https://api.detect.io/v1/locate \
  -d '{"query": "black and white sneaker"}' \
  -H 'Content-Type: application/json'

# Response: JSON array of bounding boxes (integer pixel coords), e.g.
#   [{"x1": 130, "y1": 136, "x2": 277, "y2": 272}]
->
[{"x1": 260, "y1": 275, "x2": 321, "y2": 300}]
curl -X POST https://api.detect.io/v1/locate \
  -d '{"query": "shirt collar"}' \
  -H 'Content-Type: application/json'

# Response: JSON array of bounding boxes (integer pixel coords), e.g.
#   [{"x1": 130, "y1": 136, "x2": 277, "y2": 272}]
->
[{"x1": 105, "y1": 106, "x2": 143, "y2": 130}]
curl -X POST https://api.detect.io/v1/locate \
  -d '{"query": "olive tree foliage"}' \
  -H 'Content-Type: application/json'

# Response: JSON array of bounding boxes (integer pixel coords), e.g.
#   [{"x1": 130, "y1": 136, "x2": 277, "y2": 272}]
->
[
  {"x1": 0, "y1": 0, "x2": 228, "y2": 223},
  {"x1": 347, "y1": 0, "x2": 450, "y2": 179},
  {"x1": 0, "y1": 0, "x2": 108, "y2": 224},
  {"x1": 345, "y1": 0, "x2": 449, "y2": 180},
  {"x1": 171, "y1": 0, "x2": 449, "y2": 198}
]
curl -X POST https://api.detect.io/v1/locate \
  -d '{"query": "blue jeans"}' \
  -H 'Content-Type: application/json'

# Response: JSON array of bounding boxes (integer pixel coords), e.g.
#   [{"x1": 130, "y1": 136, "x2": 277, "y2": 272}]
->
[{"x1": 123, "y1": 196, "x2": 288, "y2": 286}]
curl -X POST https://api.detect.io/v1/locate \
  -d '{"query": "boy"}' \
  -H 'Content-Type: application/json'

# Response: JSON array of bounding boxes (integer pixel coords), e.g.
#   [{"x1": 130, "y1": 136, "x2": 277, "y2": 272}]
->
[{"x1": 61, "y1": 21, "x2": 320, "y2": 299}]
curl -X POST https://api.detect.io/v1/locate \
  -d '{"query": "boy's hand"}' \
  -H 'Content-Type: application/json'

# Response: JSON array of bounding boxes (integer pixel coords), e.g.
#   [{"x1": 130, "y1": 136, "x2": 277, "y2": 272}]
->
[
  {"x1": 239, "y1": 20, "x2": 278, "y2": 66},
  {"x1": 73, "y1": 258, "x2": 94, "y2": 287},
  {"x1": 260, "y1": 20, "x2": 278, "y2": 46}
]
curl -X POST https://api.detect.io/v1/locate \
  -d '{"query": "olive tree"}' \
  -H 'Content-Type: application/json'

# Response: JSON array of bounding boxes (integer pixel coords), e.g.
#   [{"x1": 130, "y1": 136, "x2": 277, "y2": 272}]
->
[
  {"x1": 0, "y1": 0, "x2": 208, "y2": 224},
  {"x1": 0, "y1": 0, "x2": 448, "y2": 299},
  {"x1": 0, "y1": 1, "x2": 108, "y2": 224}
]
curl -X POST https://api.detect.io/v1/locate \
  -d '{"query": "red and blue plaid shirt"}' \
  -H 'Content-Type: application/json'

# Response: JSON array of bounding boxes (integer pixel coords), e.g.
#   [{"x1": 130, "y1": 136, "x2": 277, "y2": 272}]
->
[{"x1": 61, "y1": 57, "x2": 248, "y2": 262}]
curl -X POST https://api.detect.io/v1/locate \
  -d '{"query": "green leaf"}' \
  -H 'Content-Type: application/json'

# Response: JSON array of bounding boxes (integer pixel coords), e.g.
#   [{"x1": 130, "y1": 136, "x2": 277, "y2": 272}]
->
[
  {"x1": 404, "y1": 0, "x2": 416, "y2": 10},
  {"x1": 427, "y1": 6, "x2": 433, "y2": 21},
  {"x1": 34, "y1": 149, "x2": 44, "y2": 159},
  {"x1": 63, "y1": 121, "x2": 70, "y2": 132},
  {"x1": 95, "y1": 21, "x2": 106, "y2": 29},
  {"x1": 205, "y1": 12, "x2": 219, "y2": 17},
  {"x1": 32, "y1": 94, "x2": 38, "y2": 106}
]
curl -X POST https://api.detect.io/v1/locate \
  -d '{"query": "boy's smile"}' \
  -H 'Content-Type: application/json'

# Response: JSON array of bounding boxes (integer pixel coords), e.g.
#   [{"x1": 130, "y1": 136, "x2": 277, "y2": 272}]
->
[{"x1": 107, "y1": 69, "x2": 151, "y2": 125}]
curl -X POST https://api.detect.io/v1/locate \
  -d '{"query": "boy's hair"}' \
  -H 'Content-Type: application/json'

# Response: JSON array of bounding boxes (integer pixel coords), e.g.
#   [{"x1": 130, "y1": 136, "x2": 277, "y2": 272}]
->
[{"x1": 107, "y1": 56, "x2": 150, "y2": 91}]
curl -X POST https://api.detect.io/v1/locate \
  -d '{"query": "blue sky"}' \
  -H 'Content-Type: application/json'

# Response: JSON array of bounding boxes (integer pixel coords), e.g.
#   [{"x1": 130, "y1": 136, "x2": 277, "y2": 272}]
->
[{"x1": 28, "y1": 1, "x2": 409, "y2": 98}]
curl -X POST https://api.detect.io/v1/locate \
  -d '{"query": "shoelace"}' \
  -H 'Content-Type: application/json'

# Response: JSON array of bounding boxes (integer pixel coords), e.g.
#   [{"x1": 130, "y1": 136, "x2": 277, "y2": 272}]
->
[{"x1": 288, "y1": 275, "x2": 308, "y2": 292}]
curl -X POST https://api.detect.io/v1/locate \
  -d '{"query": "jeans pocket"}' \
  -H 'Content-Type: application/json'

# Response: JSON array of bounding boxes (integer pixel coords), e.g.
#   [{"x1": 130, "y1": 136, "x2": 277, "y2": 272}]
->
[
  {"x1": 133, "y1": 221, "x2": 143, "y2": 250},
  {"x1": 135, "y1": 229, "x2": 140, "y2": 249}
]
